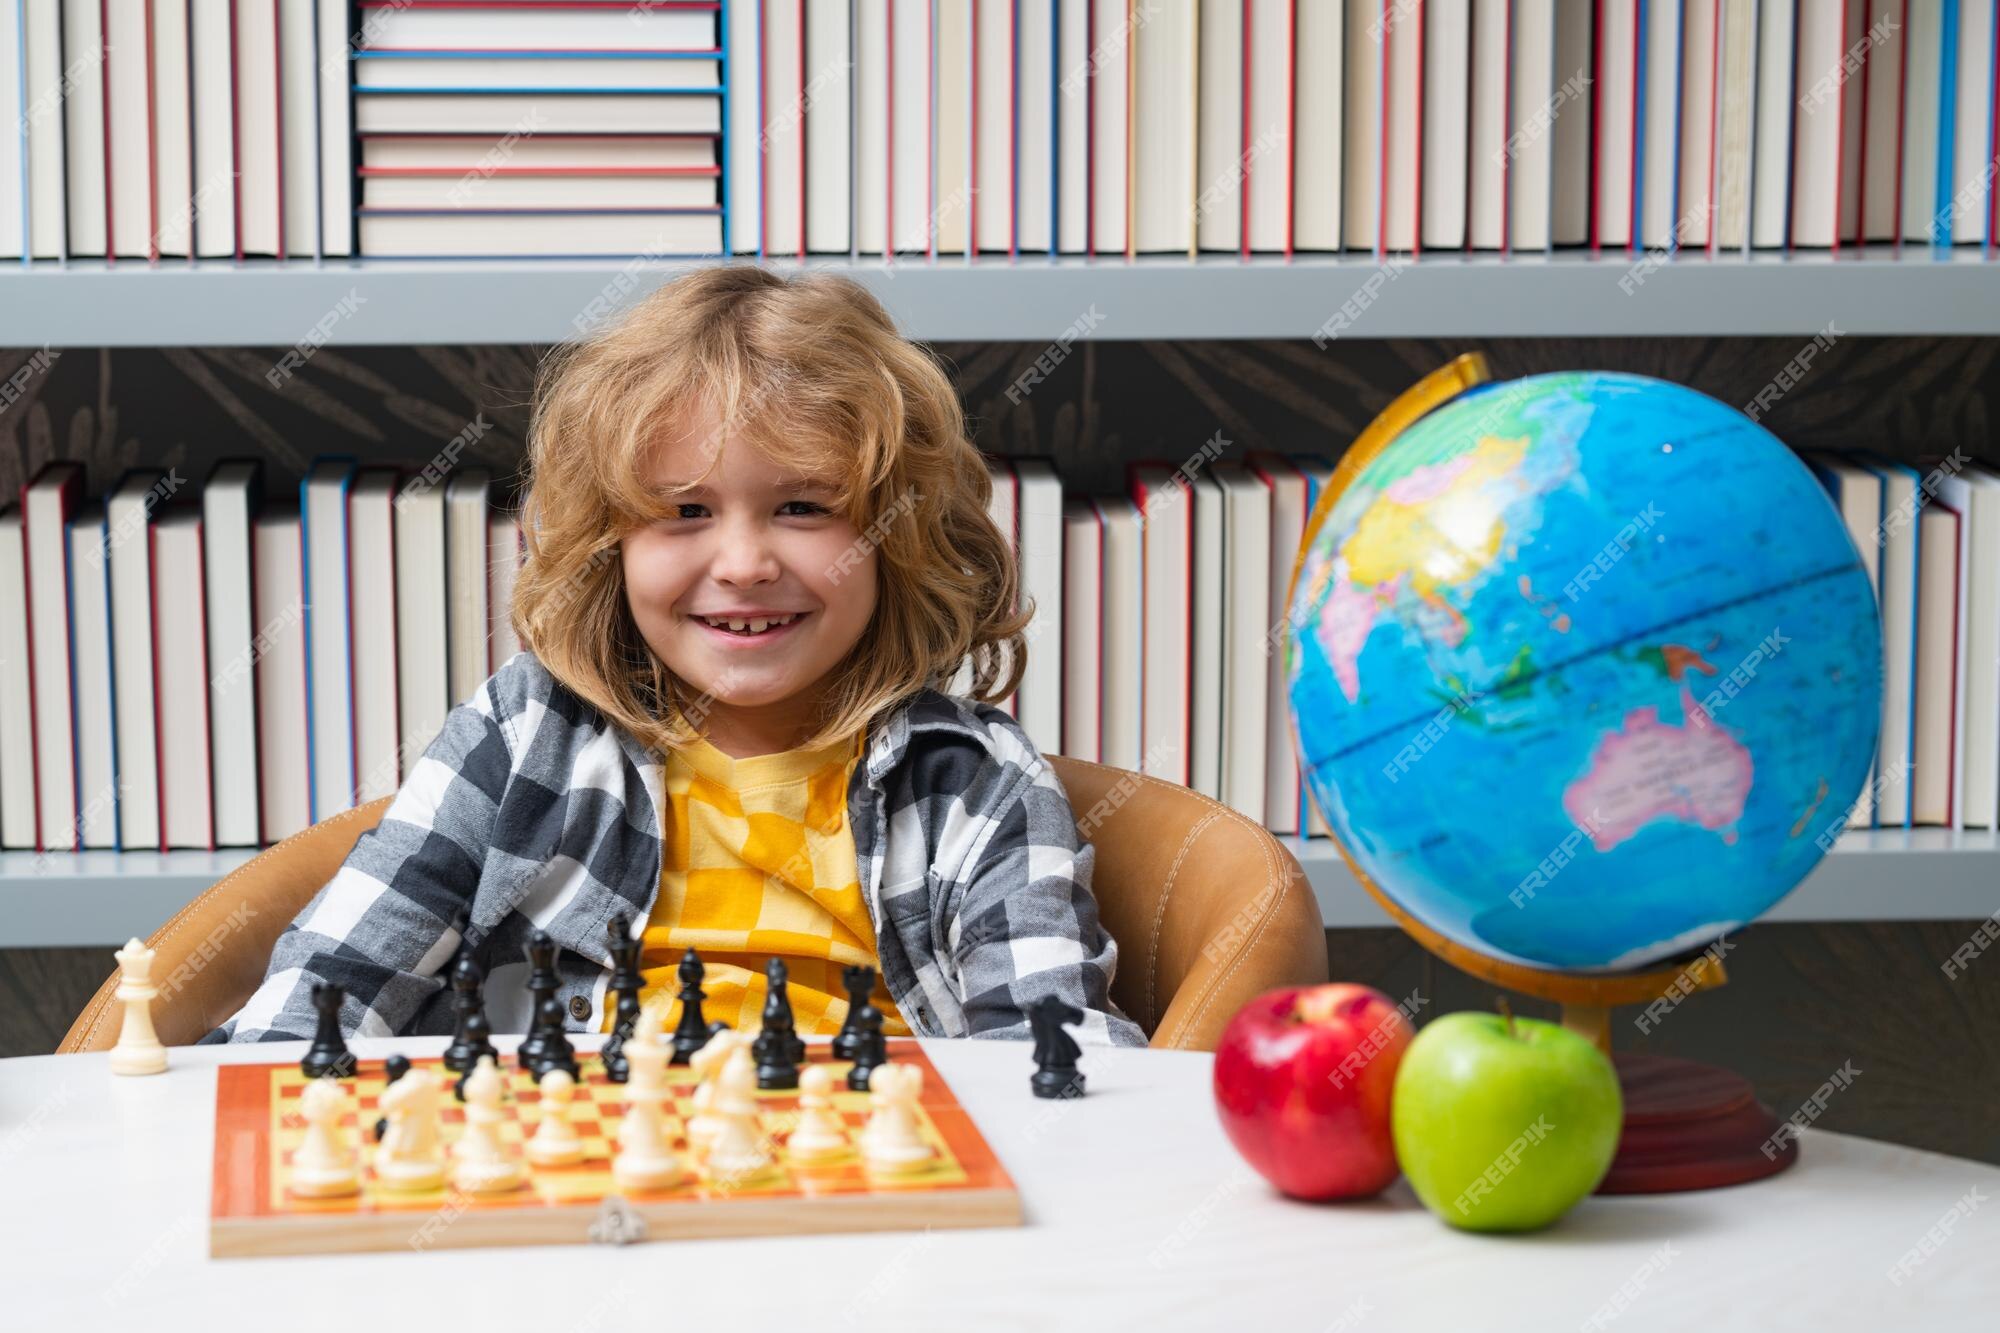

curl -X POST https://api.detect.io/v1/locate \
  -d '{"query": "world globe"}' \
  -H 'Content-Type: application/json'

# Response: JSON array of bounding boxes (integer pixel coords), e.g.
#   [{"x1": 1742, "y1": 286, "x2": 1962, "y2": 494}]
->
[{"x1": 1286, "y1": 368, "x2": 1883, "y2": 973}]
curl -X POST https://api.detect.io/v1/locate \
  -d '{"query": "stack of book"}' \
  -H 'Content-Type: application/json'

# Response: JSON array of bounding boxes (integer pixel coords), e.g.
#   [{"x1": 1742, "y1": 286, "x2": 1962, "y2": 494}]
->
[
  {"x1": 1, "y1": 459, "x2": 522, "y2": 851},
  {"x1": 353, "y1": 0, "x2": 727, "y2": 257}
]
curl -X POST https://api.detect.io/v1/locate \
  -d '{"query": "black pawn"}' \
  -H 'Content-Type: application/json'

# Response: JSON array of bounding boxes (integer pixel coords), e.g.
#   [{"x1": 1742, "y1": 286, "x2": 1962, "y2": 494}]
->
[
  {"x1": 670, "y1": 948, "x2": 719, "y2": 1065},
  {"x1": 301, "y1": 983, "x2": 353, "y2": 1079},
  {"x1": 516, "y1": 929, "x2": 562, "y2": 1074},
  {"x1": 1028, "y1": 994, "x2": 1087, "y2": 1100},
  {"x1": 443, "y1": 953, "x2": 490, "y2": 1074},
  {"x1": 845, "y1": 1003, "x2": 886, "y2": 1092},
  {"x1": 374, "y1": 1054, "x2": 412, "y2": 1142},
  {"x1": 832, "y1": 965, "x2": 876, "y2": 1062},
  {"x1": 453, "y1": 1015, "x2": 497, "y2": 1102},
  {"x1": 526, "y1": 996, "x2": 582, "y2": 1084},
  {"x1": 601, "y1": 917, "x2": 644, "y2": 1084},
  {"x1": 754, "y1": 959, "x2": 803, "y2": 1090}
]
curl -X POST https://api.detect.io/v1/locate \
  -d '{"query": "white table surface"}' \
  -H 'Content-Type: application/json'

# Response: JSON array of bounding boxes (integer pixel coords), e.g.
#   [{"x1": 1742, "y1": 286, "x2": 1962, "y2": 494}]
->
[{"x1": 5, "y1": 1036, "x2": 1995, "y2": 1333}]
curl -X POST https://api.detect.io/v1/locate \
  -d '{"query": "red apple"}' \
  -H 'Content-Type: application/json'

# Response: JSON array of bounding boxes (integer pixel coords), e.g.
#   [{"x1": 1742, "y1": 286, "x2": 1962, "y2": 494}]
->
[{"x1": 1212, "y1": 983, "x2": 1415, "y2": 1200}]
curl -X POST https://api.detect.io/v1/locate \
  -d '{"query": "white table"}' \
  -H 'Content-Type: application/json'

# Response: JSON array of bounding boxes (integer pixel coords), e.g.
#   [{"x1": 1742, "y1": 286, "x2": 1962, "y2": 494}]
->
[{"x1": 5, "y1": 1037, "x2": 1995, "y2": 1332}]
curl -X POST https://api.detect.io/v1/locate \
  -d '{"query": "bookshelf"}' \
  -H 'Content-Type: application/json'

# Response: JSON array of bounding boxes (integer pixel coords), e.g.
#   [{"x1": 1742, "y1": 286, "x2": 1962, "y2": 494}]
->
[
  {"x1": 6, "y1": 246, "x2": 2000, "y2": 348},
  {"x1": 9, "y1": 827, "x2": 1997, "y2": 949}
]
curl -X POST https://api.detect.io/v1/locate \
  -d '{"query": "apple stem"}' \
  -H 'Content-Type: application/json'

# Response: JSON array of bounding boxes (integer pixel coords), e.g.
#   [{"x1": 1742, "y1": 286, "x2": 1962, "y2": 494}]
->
[{"x1": 1496, "y1": 996, "x2": 1517, "y2": 1038}]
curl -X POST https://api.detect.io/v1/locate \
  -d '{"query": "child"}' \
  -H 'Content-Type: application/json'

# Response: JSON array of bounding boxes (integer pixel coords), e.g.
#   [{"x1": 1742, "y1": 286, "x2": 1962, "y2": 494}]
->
[{"x1": 204, "y1": 266, "x2": 1145, "y2": 1049}]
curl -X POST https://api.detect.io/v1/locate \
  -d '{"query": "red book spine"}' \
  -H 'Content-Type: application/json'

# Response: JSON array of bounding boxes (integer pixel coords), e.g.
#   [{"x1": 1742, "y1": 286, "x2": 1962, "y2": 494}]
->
[
  {"x1": 17, "y1": 485, "x2": 41, "y2": 852},
  {"x1": 970, "y1": 0, "x2": 980, "y2": 256},
  {"x1": 886, "y1": 0, "x2": 895, "y2": 255},
  {"x1": 143, "y1": 0, "x2": 159, "y2": 262},
  {"x1": 1084, "y1": 0, "x2": 1093, "y2": 258},
  {"x1": 794, "y1": 0, "x2": 804, "y2": 258},
  {"x1": 1374, "y1": 0, "x2": 1388, "y2": 257},
  {"x1": 148, "y1": 523, "x2": 168, "y2": 849},
  {"x1": 1892, "y1": 0, "x2": 1907, "y2": 244},
  {"x1": 1412, "y1": 0, "x2": 1424, "y2": 257},
  {"x1": 1240, "y1": 0, "x2": 1252, "y2": 258},
  {"x1": 1007, "y1": 0, "x2": 1016, "y2": 260},
  {"x1": 1499, "y1": 0, "x2": 1511, "y2": 252},
  {"x1": 1283, "y1": 0, "x2": 1295, "y2": 258},
  {"x1": 1589, "y1": 0, "x2": 1602, "y2": 254}
]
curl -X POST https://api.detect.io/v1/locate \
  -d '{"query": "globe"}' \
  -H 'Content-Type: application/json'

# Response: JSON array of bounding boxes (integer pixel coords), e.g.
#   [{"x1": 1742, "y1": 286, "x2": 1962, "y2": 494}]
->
[{"x1": 1286, "y1": 369, "x2": 1883, "y2": 974}]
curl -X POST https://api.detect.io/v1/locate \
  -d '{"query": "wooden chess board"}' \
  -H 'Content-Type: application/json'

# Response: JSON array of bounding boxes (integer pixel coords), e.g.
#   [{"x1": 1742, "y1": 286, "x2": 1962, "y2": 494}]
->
[{"x1": 210, "y1": 1042, "x2": 1021, "y2": 1257}]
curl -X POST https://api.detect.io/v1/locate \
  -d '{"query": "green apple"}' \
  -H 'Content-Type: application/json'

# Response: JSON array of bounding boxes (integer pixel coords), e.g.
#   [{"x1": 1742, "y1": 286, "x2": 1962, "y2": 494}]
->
[{"x1": 1391, "y1": 1011, "x2": 1622, "y2": 1232}]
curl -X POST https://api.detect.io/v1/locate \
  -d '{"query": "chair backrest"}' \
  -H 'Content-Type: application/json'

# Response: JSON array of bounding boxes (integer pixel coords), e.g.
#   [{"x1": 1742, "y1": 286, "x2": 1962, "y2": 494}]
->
[{"x1": 60, "y1": 759, "x2": 1325, "y2": 1054}]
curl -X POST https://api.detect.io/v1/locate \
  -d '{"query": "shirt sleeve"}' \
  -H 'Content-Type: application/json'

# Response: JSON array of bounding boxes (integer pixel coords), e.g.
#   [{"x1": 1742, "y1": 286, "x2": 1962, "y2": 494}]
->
[
  {"x1": 949, "y1": 759, "x2": 1150, "y2": 1049},
  {"x1": 197, "y1": 685, "x2": 515, "y2": 1044}
]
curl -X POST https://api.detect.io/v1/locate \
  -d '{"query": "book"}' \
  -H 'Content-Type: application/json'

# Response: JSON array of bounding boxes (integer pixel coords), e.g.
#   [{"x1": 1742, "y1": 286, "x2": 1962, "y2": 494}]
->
[
  {"x1": 319, "y1": 0, "x2": 354, "y2": 254},
  {"x1": 153, "y1": 0, "x2": 199, "y2": 257},
  {"x1": 1863, "y1": 456, "x2": 1921, "y2": 827},
  {"x1": 1012, "y1": 458, "x2": 1064, "y2": 751},
  {"x1": 1750, "y1": 0, "x2": 1797, "y2": 250},
  {"x1": 1901, "y1": 0, "x2": 1945, "y2": 242},
  {"x1": 890, "y1": 0, "x2": 932, "y2": 254},
  {"x1": 348, "y1": 470, "x2": 401, "y2": 803},
  {"x1": 153, "y1": 505, "x2": 214, "y2": 849},
  {"x1": 1245, "y1": 451, "x2": 1307, "y2": 835},
  {"x1": 855, "y1": 0, "x2": 890, "y2": 254},
  {"x1": 1959, "y1": 466, "x2": 2000, "y2": 829},
  {"x1": 0, "y1": 506, "x2": 34, "y2": 846},
  {"x1": 302, "y1": 459, "x2": 358, "y2": 820},
  {"x1": 205, "y1": 462, "x2": 263, "y2": 847},
  {"x1": 1859, "y1": 0, "x2": 1908, "y2": 241},
  {"x1": 358, "y1": 3, "x2": 717, "y2": 48},
  {"x1": 1593, "y1": 0, "x2": 1639, "y2": 251},
  {"x1": 1017, "y1": 0, "x2": 1055, "y2": 255},
  {"x1": 67, "y1": 503, "x2": 117, "y2": 848},
  {"x1": 357, "y1": 211, "x2": 724, "y2": 257},
  {"x1": 445, "y1": 469, "x2": 491, "y2": 706},
  {"x1": 354, "y1": 93, "x2": 723, "y2": 135},
  {"x1": 1929, "y1": 463, "x2": 1980, "y2": 826},
  {"x1": 1712, "y1": 0, "x2": 1758, "y2": 251},
  {"x1": 1508, "y1": 0, "x2": 1557, "y2": 252},
  {"x1": 1913, "y1": 501, "x2": 1961, "y2": 826},
  {"x1": 1550, "y1": 0, "x2": 1592, "y2": 245},
  {"x1": 1422, "y1": 0, "x2": 1470, "y2": 252},
  {"x1": 1, "y1": 0, "x2": 24, "y2": 259},
  {"x1": 1055, "y1": 0, "x2": 1090, "y2": 254},
  {"x1": 725, "y1": 0, "x2": 762, "y2": 253},
  {"x1": 1791, "y1": 0, "x2": 1867, "y2": 249},
  {"x1": 350, "y1": 54, "x2": 722, "y2": 92},
  {"x1": 235, "y1": 0, "x2": 281, "y2": 258},
  {"x1": 1130, "y1": 462, "x2": 1190, "y2": 784},
  {"x1": 1131, "y1": 0, "x2": 1196, "y2": 254},
  {"x1": 1096, "y1": 494, "x2": 1142, "y2": 772},
  {"x1": 804, "y1": 0, "x2": 852, "y2": 253},
  {"x1": 1189, "y1": 471, "x2": 1225, "y2": 799},
  {"x1": 105, "y1": 0, "x2": 154, "y2": 259},
  {"x1": 1677, "y1": 0, "x2": 1718, "y2": 249},
  {"x1": 395, "y1": 477, "x2": 450, "y2": 786},
  {"x1": 1293, "y1": 0, "x2": 1343, "y2": 251},
  {"x1": 1088, "y1": 0, "x2": 1129, "y2": 255},
  {"x1": 1215, "y1": 462, "x2": 1270, "y2": 824},
  {"x1": 1949, "y1": 0, "x2": 1997, "y2": 244},
  {"x1": 1379, "y1": 0, "x2": 1421, "y2": 252},
  {"x1": 972, "y1": 0, "x2": 1014, "y2": 253},
  {"x1": 1061, "y1": 495, "x2": 1103, "y2": 762},
  {"x1": 107, "y1": 472, "x2": 162, "y2": 848},
  {"x1": 1244, "y1": 0, "x2": 1293, "y2": 253},
  {"x1": 762, "y1": 0, "x2": 806, "y2": 255},
  {"x1": 1467, "y1": 0, "x2": 1508, "y2": 251},
  {"x1": 1341, "y1": 0, "x2": 1381, "y2": 251},
  {"x1": 360, "y1": 134, "x2": 717, "y2": 171},
  {"x1": 22, "y1": 0, "x2": 65, "y2": 257},
  {"x1": 1195, "y1": 0, "x2": 1244, "y2": 253},
  {"x1": 988, "y1": 456, "x2": 1018, "y2": 713},
  {"x1": 24, "y1": 462, "x2": 82, "y2": 850},
  {"x1": 488, "y1": 509, "x2": 522, "y2": 671},
  {"x1": 62, "y1": 0, "x2": 108, "y2": 256},
  {"x1": 278, "y1": 0, "x2": 317, "y2": 258},
  {"x1": 254, "y1": 503, "x2": 311, "y2": 843},
  {"x1": 1638, "y1": 0, "x2": 1684, "y2": 249}
]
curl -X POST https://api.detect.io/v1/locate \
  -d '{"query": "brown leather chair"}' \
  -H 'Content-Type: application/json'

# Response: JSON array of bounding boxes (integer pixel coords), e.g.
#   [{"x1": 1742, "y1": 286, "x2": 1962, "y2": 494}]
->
[{"x1": 59, "y1": 756, "x2": 1327, "y2": 1054}]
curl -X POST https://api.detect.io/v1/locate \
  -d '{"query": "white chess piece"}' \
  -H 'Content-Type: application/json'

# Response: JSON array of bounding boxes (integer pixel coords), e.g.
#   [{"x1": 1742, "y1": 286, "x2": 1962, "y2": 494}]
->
[
  {"x1": 526, "y1": 1068, "x2": 585, "y2": 1168},
  {"x1": 109, "y1": 938, "x2": 168, "y2": 1076},
  {"x1": 612, "y1": 1019, "x2": 687, "y2": 1192},
  {"x1": 860, "y1": 1063, "x2": 935, "y2": 1175},
  {"x1": 784, "y1": 1064, "x2": 851, "y2": 1164},
  {"x1": 290, "y1": 1078, "x2": 361, "y2": 1198},
  {"x1": 452, "y1": 1055, "x2": 526, "y2": 1194},
  {"x1": 701, "y1": 1044, "x2": 776, "y2": 1183},
  {"x1": 685, "y1": 1030, "x2": 749, "y2": 1158},
  {"x1": 375, "y1": 1068, "x2": 446, "y2": 1192}
]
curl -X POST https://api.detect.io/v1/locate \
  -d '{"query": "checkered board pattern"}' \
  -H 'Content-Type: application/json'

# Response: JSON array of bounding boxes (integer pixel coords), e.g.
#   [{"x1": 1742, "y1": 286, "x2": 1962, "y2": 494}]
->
[{"x1": 210, "y1": 1042, "x2": 1020, "y2": 1257}]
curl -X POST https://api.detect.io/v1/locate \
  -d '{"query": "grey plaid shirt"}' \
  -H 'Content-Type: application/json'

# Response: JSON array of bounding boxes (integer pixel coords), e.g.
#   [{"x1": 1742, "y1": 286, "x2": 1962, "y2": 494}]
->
[{"x1": 201, "y1": 651, "x2": 1145, "y2": 1049}]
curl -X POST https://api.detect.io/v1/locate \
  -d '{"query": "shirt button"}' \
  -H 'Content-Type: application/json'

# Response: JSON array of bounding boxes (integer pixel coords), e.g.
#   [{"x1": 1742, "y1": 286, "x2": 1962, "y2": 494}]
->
[{"x1": 569, "y1": 996, "x2": 591, "y2": 1022}]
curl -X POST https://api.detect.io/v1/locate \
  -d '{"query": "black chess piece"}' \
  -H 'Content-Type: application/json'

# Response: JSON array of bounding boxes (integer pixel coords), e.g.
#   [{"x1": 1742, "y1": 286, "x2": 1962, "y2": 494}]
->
[
  {"x1": 845, "y1": 1003, "x2": 886, "y2": 1092},
  {"x1": 832, "y1": 965, "x2": 876, "y2": 1062},
  {"x1": 600, "y1": 917, "x2": 644, "y2": 1084},
  {"x1": 300, "y1": 983, "x2": 353, "y2": 1079},
  {"x1": 671, "y1": 947, "x2": 719, "y2": 1065},
  {"x1": 1028, "y1": 994, "x2": 1086, "y2": 1099},
  {"x1": 373, "y1": 1054, "x2": 412, "y2": 1142},
  {"x1": 516, "y1": 929, "x2": 562, "y2": 1074},
  {"x1": 443, "y1": 953, "x2": 490, "y2": 1074},
  {"x1": 453, "y1": 1015, "x2": 497, "y2": 1102},
  {"x1": 754, "y1": 958, "x2": 803, "y2": 1090},
  {"x1": 526, "y1": 996, "x2": 582, "y2": 1084}
]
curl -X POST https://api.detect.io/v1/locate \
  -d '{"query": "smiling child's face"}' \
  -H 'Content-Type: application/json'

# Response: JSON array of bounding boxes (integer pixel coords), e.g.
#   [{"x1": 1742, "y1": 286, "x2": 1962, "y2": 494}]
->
[{"x1": 621, "y1": 407, "x2": 878, "y2": 758}]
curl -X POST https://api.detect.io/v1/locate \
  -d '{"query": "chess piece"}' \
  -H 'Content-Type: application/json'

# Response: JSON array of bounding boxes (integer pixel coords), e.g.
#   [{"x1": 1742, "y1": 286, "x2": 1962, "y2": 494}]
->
[
  {"x1": 613, "y1": 1013, "x2": 688, "y2": 1192},
  {"x1": 785, "y1": 1064, "x2": 851, "y2": 1164},
  {"x1": 526, "y1": 1068, "x2": 586, "y2": 1168},
  {"x1": 374, "y1": 1054, "x2": 413, "y2": 1142},
  {"x1": 109, "y1": 938, "x2": 168, "y2": 1076},
  {"x1": 452, "y1": 1055, "x2": 526, "y2": 1194},
  {"x1": 443, "y1": 953, "x2": 492, "y2": 1074},
  {"x1": 526, "y1": 995, "x2": 581, "y2": 1084},
  {"x1": 754, "y1": 958, "x2": 803, "y2": 1090},
  {"x1": 374, "y1": 1067, "x2": 446, "y2": 1192},
  {"x1": 300, "y1": 982, "x2": 353, "y2": 1079},
  {"x1": 1028, "y1": 994, "x2": 1087, "y2": 1099},
  {"x1": 670, "y1": 948, "x2": 720, "y2": 1065},
  {"x1": 291, "y1": 1077, "x2": 362, "y2": 1198},
  {"x1": 846, "y1": 1002, "x2": 887, "y2": 1092},
  {"x1": 832, "y1": 965, "x2": 876, "y2": 1062},
  {"x1": 701, "y1": 1043, "x2": 776, "y2": 1184},
  {"x1": 860, "y1": 1063, "x2": 936, "y2": 1176},
  {"x1": 452, "y1": 1012, "x2": 499, "y2": 1101},
  {"x1": 517, "y1": 929, "x2": 562, "y2": 1075},
  {"x1": 600, "y1": 916, "x2": 645, "y2": 1083},
  {"x1": 684, "y1": 1029, "x2": 746, "y2": 1158}
]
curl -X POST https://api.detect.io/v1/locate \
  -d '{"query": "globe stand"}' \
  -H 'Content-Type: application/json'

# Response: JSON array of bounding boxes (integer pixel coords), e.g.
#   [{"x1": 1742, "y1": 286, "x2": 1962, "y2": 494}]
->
[{"x1": 1287, "y1": 350, "x2": 1800, "y2": 1196}]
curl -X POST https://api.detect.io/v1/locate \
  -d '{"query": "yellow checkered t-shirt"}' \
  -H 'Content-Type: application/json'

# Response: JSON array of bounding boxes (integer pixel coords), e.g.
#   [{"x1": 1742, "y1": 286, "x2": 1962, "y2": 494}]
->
[{"x1": 608, "y1": 727, "x2": 911, "y2": 1037}]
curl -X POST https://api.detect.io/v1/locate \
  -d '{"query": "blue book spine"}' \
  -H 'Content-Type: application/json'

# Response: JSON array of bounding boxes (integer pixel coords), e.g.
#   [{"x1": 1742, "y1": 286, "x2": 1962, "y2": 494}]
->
[
  {"x1": 718, "y1": 0, "x2": 731, "y2": 256},
  {"x1": 1633, "y1": 0, "x2": 1647, "y2": 254},
  {"x1": 13, "y1": 0, "x2": 26, "y2": 265},
  {"x1": 1937, "y1": 0, "x2": 1961, "y2": 244}
]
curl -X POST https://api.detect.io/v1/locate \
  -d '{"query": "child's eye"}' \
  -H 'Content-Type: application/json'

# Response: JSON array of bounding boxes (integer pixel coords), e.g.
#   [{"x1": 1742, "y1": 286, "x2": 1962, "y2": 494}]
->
[
  {"x1": 672, "y1": 503, "x2": 709, "y2": 520},
  {"x1": 780, "y1": 500, "x2": 828, "y2": 516}
]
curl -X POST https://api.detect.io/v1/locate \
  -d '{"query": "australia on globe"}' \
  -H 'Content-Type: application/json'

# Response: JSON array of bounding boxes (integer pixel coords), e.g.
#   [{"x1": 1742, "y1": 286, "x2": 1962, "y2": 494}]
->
[{"x1": 1286, "y1": 370, "x2": 1883, "y2": 973}]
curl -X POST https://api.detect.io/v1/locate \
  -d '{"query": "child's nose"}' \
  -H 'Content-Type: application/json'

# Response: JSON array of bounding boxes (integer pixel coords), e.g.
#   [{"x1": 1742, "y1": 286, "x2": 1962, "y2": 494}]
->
[{"x1": 707, "y1": 521, "x2": 784, "y2": 585}]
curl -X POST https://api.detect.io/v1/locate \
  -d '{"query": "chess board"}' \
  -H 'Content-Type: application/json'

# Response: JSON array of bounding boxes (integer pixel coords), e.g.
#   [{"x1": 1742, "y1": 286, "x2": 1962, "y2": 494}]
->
[{"x1": 210, "y1": 1042, "x2": 1020, "y2": 1257}]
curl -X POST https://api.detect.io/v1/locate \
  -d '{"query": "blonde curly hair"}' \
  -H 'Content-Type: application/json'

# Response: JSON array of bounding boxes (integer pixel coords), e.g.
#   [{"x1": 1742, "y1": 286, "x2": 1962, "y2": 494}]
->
[{"x1": 509, "y1": 264, "x2": 1026, "y2": 755}]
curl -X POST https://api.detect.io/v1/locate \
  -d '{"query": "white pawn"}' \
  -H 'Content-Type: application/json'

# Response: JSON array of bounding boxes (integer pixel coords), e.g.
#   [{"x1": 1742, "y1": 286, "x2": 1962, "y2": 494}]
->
[
  {"x1": 613, "y1": 1017, "x2": 687, "y2": 1192},
  {"x1": 452, "y1": 1055, "x2": 526, "y2": 1194},
  {"x1": 290, "y1": 1078, "x2": 361, "y2": 1198},
  {"x1": 685, "y1": 1030, "x2": 749, "y2": 1158},
  {"x1": 861, "y1": 1063, "x2": 935, "y2": 1176},
  {"x1": 702, "y1": 1044, "x2": 775, "y2": 1184},
  {"x1": 784, "y1": 1064, "x2": 850, "y2": 1164},
  {"x1": 375, "y1": 1068, "x2": 446, "y2": 1192},
  {"x1": 526, "y1": 1068, "x2": 585, "y2": 1168},
  {"x1": 109, "y1": 938, "x2": 167, "y2": 1076}
]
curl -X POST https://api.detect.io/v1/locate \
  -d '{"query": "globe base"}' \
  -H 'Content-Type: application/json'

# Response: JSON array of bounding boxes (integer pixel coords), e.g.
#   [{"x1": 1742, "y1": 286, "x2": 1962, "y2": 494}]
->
[{"x1": 1596, "y1": 1052, "x2": 1798, "y2": 1195}]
